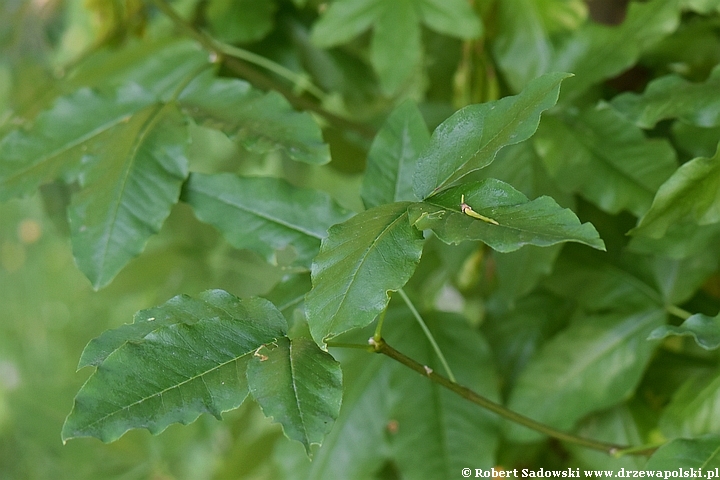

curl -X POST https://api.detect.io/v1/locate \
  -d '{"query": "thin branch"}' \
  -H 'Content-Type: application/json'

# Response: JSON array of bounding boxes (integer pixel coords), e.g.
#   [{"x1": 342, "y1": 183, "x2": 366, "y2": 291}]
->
[
  {"x1": 666, "y1": 304, "x2": 692, "y2": 320},
  {"x1": 397, "y1": 288, "x2": 456, "y2": 382},
  {"x1": 369, "y1": 336, "x2": 659, "y2": 457},
  {"x1": 150, "y1": 0, "x2": 375, "y2": 139}
]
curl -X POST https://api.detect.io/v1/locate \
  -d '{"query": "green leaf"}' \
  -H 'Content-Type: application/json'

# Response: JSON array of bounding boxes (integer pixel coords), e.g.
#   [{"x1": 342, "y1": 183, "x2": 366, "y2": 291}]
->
[
  {"x1": 387, "y1": 311, "x2": 500, "y2": 475},
  {"x1": 550, "y1": 0, "x2": 681, "y2": 97},
  {"x1": 645, "y1": 435, "x2": 720, "y2": 469},
  {"x1": 649, "y1": 312, "x2": 720, "y2": 350},
  {"x1": 68, "y1": 105, "x2": 189, "y2": 289},
  {"x1": 305, "y1": 202, "x2": 424, "y2": 345},
  {"x1": 206, "y1": 0, "x2": 276, "y2": 44},
  {"x1": 659, "y1": 370, "x2": 720, "y2": 438},
  {"x1": 178, "y1": 71, "x2": 330, "y2": 165},
  {"x1": 492, "y1": 245, "x2": 563, "y2": 307},
  {"x1": 611, "y1": 65, "x2": 720, "y2": 128},
  {"x1": 534, "y1": 104, "x2": 678, "y2": 217},
  {"x1": 631, "y1": 143, "x2": 720, "y2": 238},
  {"x1": 408, "y1": 179, "x2": 605, "y2": 252},
  {"x1": 369, "y1": 0, "x2": 421, "y2": 94},
  {"x1": 0, "y1": 83, "x2": 156, "y2": 201},
  {"x1": 62, "y1": 290, "x2": 287, "y2": 443},
  {"x1": 360, "y1": 101, "x2": 429, "y2": 208},
  {"x1": 310, "y1": 0, "x2": 481, "y2": 94},
  {"x1": 182, "y1": 173, "x2": 352, "y2": 267},
  {"x1": 248, "y1": 336, "x2": 342, "y2": 455},
  {"x1": 415, "y1": 0, "x2": 483, "y2": 39},
  {"x1": 504, "y1": 309, "x2": 665, "y2": 442},
  {"x1": 412, "y1": 72, "x2": 571, "y2": 199}
]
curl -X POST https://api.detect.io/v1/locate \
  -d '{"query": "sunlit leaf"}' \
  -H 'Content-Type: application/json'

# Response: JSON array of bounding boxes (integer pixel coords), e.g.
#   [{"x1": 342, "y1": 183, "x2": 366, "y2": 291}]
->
[
  {"x1": 68, "y1": 105, "x2": 189, "y2": 289},
  {"x1": 182, "y1": 173, "x2": 352, "y2": 267},
  {"x1": 408, "y1": 179, "x2": 605, "y2": 252},
  {"x1": 631, "y1": 142, "x2": 720, "y2": 238},
  {"x1": 646, "y1": 435, "x2": 720, "y2": 468},
  {"x1": 611, "y1": 65, "x2": 720, "y2": 128},
  {"x1": 248, "y1": 336, "x2": 342, "y2": 455},
  {"x1": 361, "y1": 101, "x2": 429, "y2": 208},
  {"x1": 62, "y1": 290, "x2": 287, "y2": 443},
  {"x1": 413, "y1": 72, "x2": 571, "y2": 199},
  {"x1": 179, "y1": 71, "x2": 330, "y2": 165},
  {"x1": 649, "y1": 312, "x2": 720, "y2": 350},
  {"x1": 305, "y1": 202, "x2": 424, "y2": 345},
  {"x1": 504, "y1": 309, "x2": 665, "y2": 442}
]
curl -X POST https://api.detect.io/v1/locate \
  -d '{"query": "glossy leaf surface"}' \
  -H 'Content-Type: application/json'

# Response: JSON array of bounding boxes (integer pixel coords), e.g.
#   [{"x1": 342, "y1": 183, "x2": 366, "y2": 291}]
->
[
  {"x1": 649, "y1": 312, "x2": 720, "y2": 350},
  {"x1": 408, "y1": 179, "x2": 605, "y2": 252},
  {"x1": 413, "y1": 72, "x2": 571, "y2": 199},
  {"x1": 631, "y1": 143, "x2": 720, "y2": 238},
  {"x1": 182, "y1": 173, "x2": 351, "y2": 267},
  {"x1": 360, "y1": 101, "x2": 429, "y2": 208},
  {"x1": 248, "y1": 337, "x2": 342, "y2": 455},
  {"x1": 62, "y1": 291, "x2": 287, "y2": 443},
  {"x1": 305, "y1": 202, "x2": 424, "y2": 345}
]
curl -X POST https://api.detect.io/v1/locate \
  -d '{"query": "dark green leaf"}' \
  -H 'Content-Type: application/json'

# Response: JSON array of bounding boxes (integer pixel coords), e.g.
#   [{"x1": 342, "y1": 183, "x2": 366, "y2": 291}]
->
[
  {"x1": 62, "y1": 290, "x2": 287, "y2": 443},
  {"x1": 611, "y1": 65, "x2": 720, "y2": 128},
  {"x1": 504, "y1": 309, "x2": 665, "y2": 442},
  {"x1": 68, "y1": 105, "x2": 189, "y2": 289},
  {"x1": 248, "y1": 336, "x2": 342, "y2": 455},
  {"x1": 182, "y1": 173, "x2": 351, "y2": 267},
  {"x1": 550, "y1": 0, "x2": 681, "y2": 97},
  {"x1": 408, "y1": 179, "x2": 605, "y2": 252},
  {"x1": 646, "y1": 435, "x2": 720, "y2": 468},
  {"x1": 206, "y1": 0, "x2": 276, "y2": 44},
  {"x1": 179, "y1": 71, "x2": 330, "y2": 165},
  {"x1": 361, "y1": 101, "x2": 429, "y2": 208},
  {"x1": 492, "y1": 245, "x2": 563, "y2": 307},
  {"x1": 413, "y1": 72, "x2": 571, "y2": 199},
  {"x1": 649, "y1": 312, "x2": 720, "y2": 350},
  {"x1": 305, "y1": 202, "x2": 424, "y2": 345},
  {"x1": 534, "y1": 105, "x2": 678, "y2": 217},
  {"x1": 628, "y1": 221, "x2": 720, "y2": 259},
  {"x1": 631, "y1": 142, "x2": 720, "y2": 238},
  {"x1": 0, "y1": 84, "x2": 156, "y2": 201}
]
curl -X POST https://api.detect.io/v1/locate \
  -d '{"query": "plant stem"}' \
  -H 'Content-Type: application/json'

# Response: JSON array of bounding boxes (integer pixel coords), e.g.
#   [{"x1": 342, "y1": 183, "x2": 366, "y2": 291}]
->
[
  {"x1": 326, "y1": 342, "x2": 374, "y2": 351},
  {"x1": 369, "y1": 336, "x2": 658, "y2": 457},
  {"x1": 150, "y1": 0, "x2": 375, "y2": 139},
  {"x1": 397, "y1": 288, "x2": 456, "y2": 383},
  {"x1": 666, "y1": 304, "x2": 692, "y2": 320}
]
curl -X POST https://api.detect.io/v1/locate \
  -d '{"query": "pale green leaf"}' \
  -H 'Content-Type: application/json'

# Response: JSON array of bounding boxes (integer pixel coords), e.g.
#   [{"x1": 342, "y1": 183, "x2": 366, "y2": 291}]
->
[
  {"x1": 68, "y1": 105, "x2": 189, "y2": 289},
  {"x1": 310, "y1": 0, "x2": 383, "y2": 47},
  {"x1": 413, "y1": 72, "x2": 571, "y2": 199},
  {"x1": 416, "y1": 0, "x2": 483, "y2": 39},
  {"x1": 62, "y1": 291, "x2": 287, "y2": 443},
  {"x1": 305, "y1": 202, "x2": 424, "y2": 345},
  {"x1": 206, "y1": 0, "x2": 276, "y2": 44},
  {"x1": 659, "y1": 370, "x2": 720, "y2": 439},
  {"x1": 408, "y1": 179, "x2": 605, "y2": 252},
  {"x1": 179, "y1": 71, "x2": 330, "y2": 165},
  {"x1": 182, "y1": 173, "x2": 351, "y2": 267},
  {"x1": 361, "y1": 101, "x2": 429, "y2": 208},
  {"x1": 535, "y1": 105, "x2": 678, "y2": 217},
  {"x1": 248, "y1": 336, "x2": 342, "y2": 455},
  {"x1": 649, "y1": 312, "x2": 720, "y2": 350},
  {"x1": 646, "y1": 435, "x2": 720, "y2": 469},
  {"x1": 682, "y1": 0, "x2": 720, "y2": 12},
  {"x1": 631, "y1": 143, "x2": 720, "y2": 238},
  {"x1": 0, "y1": 84, "x2": 156, "y2": 201},
  {"x1": 504, "y1": 309, "x2": 665, "y2": 442},
  {"x1": 369, "y1": 0, "x2": 421, "y2": 94},
  {"x1": 611, "y1": 65, "x2": 720, "y2": 128}
]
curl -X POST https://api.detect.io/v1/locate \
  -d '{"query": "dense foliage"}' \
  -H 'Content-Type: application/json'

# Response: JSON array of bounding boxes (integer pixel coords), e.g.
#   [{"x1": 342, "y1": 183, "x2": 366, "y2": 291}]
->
[{"x1": 2, "y1": 0, "x2": 720, "y2": 477}]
